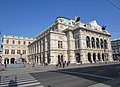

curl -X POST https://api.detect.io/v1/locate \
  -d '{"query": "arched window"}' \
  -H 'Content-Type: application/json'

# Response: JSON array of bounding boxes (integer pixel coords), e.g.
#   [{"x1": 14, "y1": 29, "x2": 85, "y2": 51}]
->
[
  {"x1": 104, "y1": 40, "x2": 107, "y2": 49},
  {"x1": 86, "y1": 36, "x2": 90, "y2": 48},
  {"x1": 91, "y1": 37, "x2": 95, "y2": 48},
  {"x1": 93, "y1": 53, "x2": 96, "y2": 63},
  {"x1": 100, "y1": 39, "x2": 104, "y2": 49},
  {"x1": 75, "y1": 53, "x2": 80, "y2": 63},
  {"x1": 88, "y1": 53, "x2": 92, "y2": 63},
  {"x1": 102, "y1": 53, "x2": 105, "y2": 61},
  {"x1": 96, "y1": 38, "x2": 99, "y2": 48},
  {"x1": 98, "y1": 53, "x2": 101, "y2": 61}
]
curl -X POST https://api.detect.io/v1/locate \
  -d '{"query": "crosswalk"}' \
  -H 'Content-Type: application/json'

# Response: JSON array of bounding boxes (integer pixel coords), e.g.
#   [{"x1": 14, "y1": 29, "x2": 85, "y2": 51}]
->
[{"x1": 0, "y1": 74, "x2": 44, "y2": 87}]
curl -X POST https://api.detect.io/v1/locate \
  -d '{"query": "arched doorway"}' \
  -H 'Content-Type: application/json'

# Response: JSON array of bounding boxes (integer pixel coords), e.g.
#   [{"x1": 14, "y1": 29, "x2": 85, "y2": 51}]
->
[
  {"x1": 17, "y1": 58, "x2": 25, "y2": 64},
  {"x1": 4, "y1": 58, "x2": 9, "y2": 64},
  {"x1": 98, "y1": 53, "x2": 101, "y2": 61},
  {"x1": 61, "y1": 55, "x2": 63, "y2": 62},
  {"x1": 93, "y1": 53, "x2": 96, "y2": 63},
  {"x1": 102, "y1": 53, "x2": 105, "y2": 61},
  {"x1": 75, "y1": 53, "x2": 80, "y2": 63},
  {"x1": 88, "y1": 53, "x2": 92, "y2": 63},
  {"x1": 58, "y1": 54, "x2": 64, "y2": 63},
  {"x1": 11, "y1": 58, "x2": 15, "y2": 64}
]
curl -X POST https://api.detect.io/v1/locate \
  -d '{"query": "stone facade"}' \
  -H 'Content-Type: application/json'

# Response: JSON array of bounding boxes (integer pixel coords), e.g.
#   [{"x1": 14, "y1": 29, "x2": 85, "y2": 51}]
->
[
  {"x1": 0, "y1": 51, "x2": 2, "y2": 64},
  {"x1": 111, "y1": 38, "x2": 120, "y2": 61},
  {"x1": 28, "y1": 16, "x2": 113, "y2": 65},
  {"x1": 1, "y1": 35, "x2": 35, "y2": 64}
]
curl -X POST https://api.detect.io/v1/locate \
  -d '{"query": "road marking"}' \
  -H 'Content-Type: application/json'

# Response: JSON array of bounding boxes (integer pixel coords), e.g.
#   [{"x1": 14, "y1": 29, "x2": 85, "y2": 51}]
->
[
  {"x1": 0, "y1": 79, "x2": 38, "y2": 84},
  {"x1": 17, "y1": 82, "x2": 41, "y2": 87},
  {"x1": 89, "y1": 83, "x2": 111, "y2": 87},
  {"x1": 0, "y1": 74, "x2": 44, "y2": 87},
  {"x1": 60, "y1": 71, "x2": 114, "y2": 80},
  {"x1": 35, "y1": 85, "x2": 44, "y2": 87}
]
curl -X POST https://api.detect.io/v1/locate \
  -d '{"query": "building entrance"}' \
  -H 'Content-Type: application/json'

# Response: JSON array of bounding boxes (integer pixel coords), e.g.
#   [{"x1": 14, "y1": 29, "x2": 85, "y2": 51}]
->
[
  {"x1": 11, "y1": 58, "x2": 15, "y2": 64},
  {"x1": 93, "y1": 53, "x2": 96, "y2": 63},
  {"x1": 75, "y1": 53, "x2": 80, "y2": 63},
  {"x1": 88, "y1": 53, "x2": 92, "y2": 63},
  {"x1": 4, "y1": 58, "x2": 9, "y2": 64}
]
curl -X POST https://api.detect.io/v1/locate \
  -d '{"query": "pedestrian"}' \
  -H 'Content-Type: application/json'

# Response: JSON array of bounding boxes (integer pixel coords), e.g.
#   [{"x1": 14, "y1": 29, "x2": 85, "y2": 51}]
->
[
  {"x1": 5, "y1": 63, "x2": 7, "y2": 68},
  {"x1": 67, "y1": 61, "x2": 70, "y2": 66},
  {"x1": 80, "y1": 60, "x2": 82, "y2": 64},
  {"x1": 56, "y1": 63, "x2": 58, "y2": 68},
  {"x1": 32, "y1": 62, "x2": 35, "y2": 69},
  {"x1": 62, "y1": 61, "x2": 65, "y2": 68},
  {"x1": 58, "y1": 61, "x2": 61, "y2": 67}
]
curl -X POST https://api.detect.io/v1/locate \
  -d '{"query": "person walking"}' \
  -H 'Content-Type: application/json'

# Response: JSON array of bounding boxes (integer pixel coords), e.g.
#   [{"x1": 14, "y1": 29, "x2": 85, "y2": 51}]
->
[
  {"x1": 67, "y1": 61, "x2": 70, "y2": 66},
  {"x1": 5, "y1": 63, "x2": 7, "y2": 68},
  {"x1": 62, "y1": 61, "x2": 66, "y2": 68}
]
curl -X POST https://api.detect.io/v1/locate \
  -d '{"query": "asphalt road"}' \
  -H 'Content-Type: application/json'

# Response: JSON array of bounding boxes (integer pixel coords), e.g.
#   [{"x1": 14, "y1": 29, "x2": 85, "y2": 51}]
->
[{"x1": 30, "y1": 63, "x2": 120, "y2": 87}]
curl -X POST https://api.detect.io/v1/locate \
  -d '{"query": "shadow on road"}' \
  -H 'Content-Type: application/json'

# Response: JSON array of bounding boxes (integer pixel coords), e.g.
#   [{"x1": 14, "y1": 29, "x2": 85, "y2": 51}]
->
[
  {"x1": 55, "y1": 63, "x2": 120, "y2": 87},
  {"x1": 8, "y1": 76, "x2": 18, "y2": 87}
]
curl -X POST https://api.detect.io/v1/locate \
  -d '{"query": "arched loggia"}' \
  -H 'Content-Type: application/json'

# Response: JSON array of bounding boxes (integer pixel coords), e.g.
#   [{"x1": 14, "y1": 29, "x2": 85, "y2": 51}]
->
[{"x1": 88, "y1": 53, "x2": 92, "y2": 63}]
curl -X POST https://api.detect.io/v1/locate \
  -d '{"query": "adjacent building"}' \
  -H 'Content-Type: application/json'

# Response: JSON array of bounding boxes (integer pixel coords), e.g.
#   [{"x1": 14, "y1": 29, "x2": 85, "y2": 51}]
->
[
  {"x1": 111, "y1": 38, "x2": 120, "y2": 61},
  {"x1": 28, "y1": 16, "x2": 113, "y2": 65},
  {"x1": 0, "y1": 50, "x2": 2, "y2": 64},
  {"x1": 1, "y1": 35, "x2": 35, "y2": 64}
]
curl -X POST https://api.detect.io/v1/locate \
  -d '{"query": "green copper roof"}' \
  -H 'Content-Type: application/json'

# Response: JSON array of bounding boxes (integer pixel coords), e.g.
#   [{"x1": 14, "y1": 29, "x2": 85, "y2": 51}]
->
[{"x1": 56, "y1": 16, "x2": 74, "y2": 26}]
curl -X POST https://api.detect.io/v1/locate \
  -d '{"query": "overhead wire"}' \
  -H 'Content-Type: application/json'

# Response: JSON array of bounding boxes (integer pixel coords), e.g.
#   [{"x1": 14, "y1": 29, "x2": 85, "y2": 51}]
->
[{"x1": 106, "y1": 0, "x2": 120, "y2": 10}]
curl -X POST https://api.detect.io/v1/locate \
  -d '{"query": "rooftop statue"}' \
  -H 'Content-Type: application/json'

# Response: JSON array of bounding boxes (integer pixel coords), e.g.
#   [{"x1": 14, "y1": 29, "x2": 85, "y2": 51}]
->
[{"x1": 75, "y1": 16, "x2": 80, "y2": 22}]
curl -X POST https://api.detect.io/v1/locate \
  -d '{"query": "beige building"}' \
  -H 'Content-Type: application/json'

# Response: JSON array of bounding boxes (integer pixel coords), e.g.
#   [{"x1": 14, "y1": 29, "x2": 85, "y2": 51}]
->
[
  {"x1": 111, "y1": 38, "x2": 120, "y2": 61},
  {"x1": 1, "y1": 35, "x2": 35, "y2": 64},
  {"x1": 0, "y1": 50, "x2": 2, "y2": 64},
  {"x1": 28, "y1": 16, "x2": 113, "y2": 65}
]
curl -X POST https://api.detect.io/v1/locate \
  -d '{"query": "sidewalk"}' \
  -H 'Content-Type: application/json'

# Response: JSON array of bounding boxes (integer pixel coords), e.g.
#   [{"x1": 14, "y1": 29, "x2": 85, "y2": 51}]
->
[
  {"x1": 0, "y1": 62, "x2": 120, "y2": 87},
  {"x1": 0, "y1": 65, "x2": 5, "y2": 71},
  {"x1": 1, "y1": 61, "x2": 120, "y2": 76}
]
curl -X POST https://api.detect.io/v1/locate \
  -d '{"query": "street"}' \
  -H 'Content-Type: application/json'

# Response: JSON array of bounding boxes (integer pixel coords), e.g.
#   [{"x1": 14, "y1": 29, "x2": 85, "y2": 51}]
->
[
  {"x1": 30, "y1": 63, "x2": 120, "y2": 87},
  {"x1": 0, "y1": 63, "x2": 120, "y2": 87}
]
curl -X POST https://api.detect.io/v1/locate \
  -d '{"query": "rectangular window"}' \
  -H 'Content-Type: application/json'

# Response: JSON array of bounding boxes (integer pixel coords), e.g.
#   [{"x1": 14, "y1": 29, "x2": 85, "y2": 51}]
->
[
  {"x1": 11, "y1": 50, "x2": 15, "y2": 54},
  {"x1": 60, "y1": 41, "x2": 62, "y2": 48},
  {"x1": 23, "y1": 41, "x2": 26, "y2": 45},
  {"x1": 12, "y1": 40, "x2": 15, "y2": 44},
  {"x1": 75, "y1": 41, "x2": 77, "y2": 48},
  {"x1": 58, "y1": 41, "x2": 62, "y2": 48},
  {"x1": 18, "y1": 41, "x2": 20, "y2": 44},
  {"x1": 17, "y1": 50, "x2": 21, "y2": 54},
  {"x1": 75, "y1": 37, "x2": 80, "y2": 48},
  {"x1": 23, "y1": 50, "x2": 26, "y2": 54},
  {"x1": 5, "y1": 49, "x2": 9, "y2": 54},
  {"x1": 58, "y1": 41, "x2": 60, "y2": 48},
  {"x1": 6, "y1": 39, "x2": 9, "y2": 44}
]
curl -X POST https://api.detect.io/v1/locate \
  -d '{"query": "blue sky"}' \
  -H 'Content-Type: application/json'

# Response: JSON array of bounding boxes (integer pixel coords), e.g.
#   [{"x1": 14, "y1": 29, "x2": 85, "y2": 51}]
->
[{"x1": 0, "y1": 0, "x2": 120, "y2": 40}]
